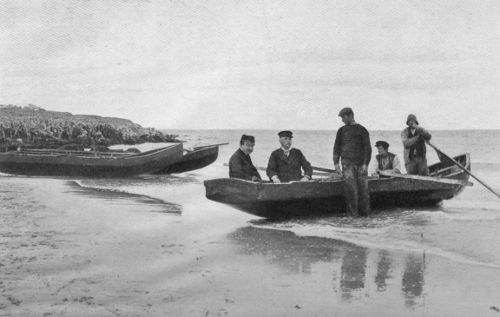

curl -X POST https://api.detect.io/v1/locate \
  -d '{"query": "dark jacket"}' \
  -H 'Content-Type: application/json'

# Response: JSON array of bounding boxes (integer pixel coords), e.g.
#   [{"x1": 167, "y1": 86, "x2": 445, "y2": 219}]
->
[
  {"x1": 266, "y1": 148, "x2": 313, "y2": 182},
  {"x1": 229, "y1": 149, "x2": 261, "y2": 180},
  {"x1": 333, "y1": 123, "x2": 371, "y2": 166},
  {"x1": 401, "y1": 127, "x2": 432, "y2": 165}
]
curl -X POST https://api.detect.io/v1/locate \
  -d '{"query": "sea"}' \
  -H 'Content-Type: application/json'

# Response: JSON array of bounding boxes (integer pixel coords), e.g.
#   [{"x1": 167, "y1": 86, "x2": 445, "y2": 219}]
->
[
  {"x1": 1, "y1": 129, "x2": 500, "y2": 316},
  {"x1": 169, "y1": 129, "x2": 500, "y2": 266}
]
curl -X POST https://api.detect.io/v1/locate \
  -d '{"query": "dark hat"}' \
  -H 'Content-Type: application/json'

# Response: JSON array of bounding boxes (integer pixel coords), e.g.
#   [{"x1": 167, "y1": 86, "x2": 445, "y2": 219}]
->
[
  {"x1": 338, "y1": 107, "x2": 354, "y2": 117},
  {"x1": 406, "y1": 114, "x2": 419, "y2": 125},
  {"x1": 374, "y1": 140, "x2": 389, "y2": 149},
  {"x1": 278, "y1": 130, "x2": 293, "y2": 138},
  {"x1": 240, "y1": 134, "x2": 255, "y2": 143}
]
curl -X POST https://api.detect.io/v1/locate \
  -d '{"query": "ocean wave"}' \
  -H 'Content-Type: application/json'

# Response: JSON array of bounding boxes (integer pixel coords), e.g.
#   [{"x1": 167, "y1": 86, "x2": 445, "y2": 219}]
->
[
  {"x1": 69, "y1": 180, "x2": 182, "y2": 213},
  {"x1": 251, "y1": 217, "x2": 500, "y2": 270},
  {"x1": 418, "y1": 208, "x2": 500, "y2": 221},
  {"x1": 442, "y1": 200, "x2": 500, "y2": 214}
]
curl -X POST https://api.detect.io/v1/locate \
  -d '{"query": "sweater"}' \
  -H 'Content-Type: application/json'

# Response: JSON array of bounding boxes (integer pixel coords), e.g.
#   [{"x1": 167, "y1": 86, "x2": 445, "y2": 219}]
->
[{"x1": 333, "y1": 123, "x2": 372, "y2": 166}]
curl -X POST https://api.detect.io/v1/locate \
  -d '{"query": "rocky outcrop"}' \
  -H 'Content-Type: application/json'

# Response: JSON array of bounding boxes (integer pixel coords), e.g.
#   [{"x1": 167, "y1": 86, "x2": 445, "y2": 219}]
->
[{"x1": 0, "y1": 104, "x2": 179, "y2": 151}]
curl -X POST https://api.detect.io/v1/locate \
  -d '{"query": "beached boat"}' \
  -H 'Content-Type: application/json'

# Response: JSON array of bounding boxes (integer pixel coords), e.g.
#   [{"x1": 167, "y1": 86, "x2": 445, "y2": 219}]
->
[
  {"x1": 154, "y1": 144, "x2": 219, "y2": 174},
  {"x1": 204, "y1": 153, "x2": 471, "y2": 218},
  {"x1": 0, "y1": 144, "x2": 183, "y2": 177}
]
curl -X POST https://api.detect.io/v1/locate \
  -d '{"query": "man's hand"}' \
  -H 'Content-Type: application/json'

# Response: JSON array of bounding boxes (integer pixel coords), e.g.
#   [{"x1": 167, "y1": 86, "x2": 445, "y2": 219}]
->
[
  {"x1": 360, "y1": 164, "x2": 368, "y2": 175},
  {"x1": 300, "y1": 176, "x2": 310, "y2": 182},
  {"x1": 251, "y1": 176, "x2": 260, "y2": 182},
  {"x1": 334, "y1": 164, "x2": 342, "y2": 177},
  {"x1": 416, "y1": 126, "x2": 431, "y2": 140},
  {"x1": 329, "y1": 172, "x2": 341, "y2": 179},
  {"x1": 271, "y1": 176, "x2": 281, "y2": 184}
]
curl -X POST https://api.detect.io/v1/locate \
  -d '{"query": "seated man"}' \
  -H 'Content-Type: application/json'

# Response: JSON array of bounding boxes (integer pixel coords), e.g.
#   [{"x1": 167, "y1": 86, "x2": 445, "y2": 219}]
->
[
  {"x1": 266, "y1": 130, "x2": 313, "y2": 183},
  {"x1": 369, "y1": 140, "x2": 401, "y2": 176},
  {"x1": 229, "y1": 134, "x2": 261, "y2": 181}
]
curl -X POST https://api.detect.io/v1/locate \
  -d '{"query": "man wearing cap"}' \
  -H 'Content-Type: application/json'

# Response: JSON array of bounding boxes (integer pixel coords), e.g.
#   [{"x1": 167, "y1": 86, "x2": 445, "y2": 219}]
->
[
  {"x1": 229, "y1": 134, "x2": 262, "y2": 181},
  {"x1": 333, "y1": 107, "x2": 372, "y2": 216},
  {"x1": 266, "y1": 131, "x2": 313, "y2": 183},
  {"x1": 369, "y1": 141, "x2": 401, "y2": 176},
  {"x1": 401, "y1": 114, "x2": 432, "y2": 175}
]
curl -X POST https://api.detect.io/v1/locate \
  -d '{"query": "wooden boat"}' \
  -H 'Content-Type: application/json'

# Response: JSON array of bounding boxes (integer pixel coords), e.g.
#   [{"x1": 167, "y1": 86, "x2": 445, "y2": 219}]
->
[
  {"x1": 0, "y1": 144, "x2": 183, "y2": 177},
  {"x1": 204, "y1": 153, "x2": 472, "y2": 218},
  {"x1": 154, "y1": 144, "x2": 219, "y2": 174}
]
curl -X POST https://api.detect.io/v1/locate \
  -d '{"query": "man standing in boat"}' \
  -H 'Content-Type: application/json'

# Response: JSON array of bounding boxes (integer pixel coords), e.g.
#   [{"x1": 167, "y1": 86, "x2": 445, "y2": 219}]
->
[
  {"x1": 229, "y1": 134, "x2": 262, "y2": 182},
  {"x1": 369, "y1": 140, "x2": 402, "y2": 176},
  {"x1": 266, "y1": 131, "x2": 313, "y2": 183},
  {"x1": 401, "y1": 114, "x2": 432, "y2": 176},
  {"x1": 333, "y1": 107, "x2": 372, "y2": 216}
]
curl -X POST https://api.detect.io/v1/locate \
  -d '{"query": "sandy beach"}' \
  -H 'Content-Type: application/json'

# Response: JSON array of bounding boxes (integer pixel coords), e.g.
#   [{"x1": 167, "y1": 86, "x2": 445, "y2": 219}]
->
[{"x1": 1, "y1": 167, "x2": 500, "y2": 316}]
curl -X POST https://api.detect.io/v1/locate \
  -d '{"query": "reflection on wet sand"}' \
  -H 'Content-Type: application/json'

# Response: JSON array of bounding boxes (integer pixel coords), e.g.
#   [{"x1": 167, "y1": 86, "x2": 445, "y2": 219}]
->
[
  {"x1": 66, "y1": 180, "x2": 183, "y2": 214},
  {"x1": 230, "y1": 226, "x2": 426, "y2": 308},
  {"x1": 228, "y1": 226, "x2": 344, "y2": 273},
  {"x1": 340, "y1": 245, "x2": 367, "y2": 300},
  {"x1": 375, "y1": 250, "x2": 392, "y2": 291},
  {"x1": 402, "y1": 253, "x2": 426, "y2": 309}
]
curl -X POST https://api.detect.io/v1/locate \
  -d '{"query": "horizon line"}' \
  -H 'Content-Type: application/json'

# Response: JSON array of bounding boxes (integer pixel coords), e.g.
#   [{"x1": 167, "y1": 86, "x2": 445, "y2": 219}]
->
[{"x1": 159, "y1": 128, "x2": 500, "y2": 132}]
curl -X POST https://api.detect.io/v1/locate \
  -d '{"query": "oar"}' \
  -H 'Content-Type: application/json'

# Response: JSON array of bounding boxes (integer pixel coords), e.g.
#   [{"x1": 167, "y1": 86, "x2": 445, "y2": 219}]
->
[
  {"x1": 193, "y1": 143, "x2": 229, "y2": 150},
  {"x1": 222, "y1": 164, "x2": 331, "y2": 177},
  {"x1": 379, "y1": 171, "x2": 473, "y2": 186},
  {"x1": 256, "y1": 166, "x2": 332, "y2": 177},
  {"x1": 311, "y1": 165, "x2": 336, "y2": 173},
  {"x1": 426, "y1": 141, "x2": 500, "y2": 199}
]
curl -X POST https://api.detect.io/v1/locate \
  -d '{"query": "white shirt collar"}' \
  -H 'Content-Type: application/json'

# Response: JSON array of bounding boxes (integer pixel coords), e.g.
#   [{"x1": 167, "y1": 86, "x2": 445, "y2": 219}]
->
[{"x1": 281, "y1": 147, "x2": 293, "y2": 155}]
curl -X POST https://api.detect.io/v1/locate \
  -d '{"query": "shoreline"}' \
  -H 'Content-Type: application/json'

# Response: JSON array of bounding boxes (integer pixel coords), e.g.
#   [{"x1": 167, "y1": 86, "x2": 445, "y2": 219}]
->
[{"x1": 1, "y1": 176, "x2": 499, "y2": 316}]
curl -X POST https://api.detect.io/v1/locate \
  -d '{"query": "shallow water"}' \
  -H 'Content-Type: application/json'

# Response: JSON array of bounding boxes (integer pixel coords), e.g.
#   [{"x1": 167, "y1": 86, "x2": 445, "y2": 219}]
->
[{"x1": 1, "y1": 129, "x2": 500, "y2": 316}]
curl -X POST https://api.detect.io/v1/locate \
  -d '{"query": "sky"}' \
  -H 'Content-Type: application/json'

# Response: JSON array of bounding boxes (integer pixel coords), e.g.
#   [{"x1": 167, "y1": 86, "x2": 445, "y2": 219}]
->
[{"x1": 0, "y1": 0, "x2": 499, "y2": 130}]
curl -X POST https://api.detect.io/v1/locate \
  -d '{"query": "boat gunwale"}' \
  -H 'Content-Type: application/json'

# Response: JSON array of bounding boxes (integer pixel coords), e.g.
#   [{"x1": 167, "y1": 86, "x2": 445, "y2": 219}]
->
[{"x1": 0, "y1": 144, "x2": 182, "y2": 162}]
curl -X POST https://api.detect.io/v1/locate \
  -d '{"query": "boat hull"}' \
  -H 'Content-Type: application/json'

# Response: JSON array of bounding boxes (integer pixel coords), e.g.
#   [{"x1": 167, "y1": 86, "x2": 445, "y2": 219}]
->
[
  {"x1": 155, "y1": 145, "x2": 219, "y2": 174},
  {"x1": 0, "y1": 144, "x2": 183, "y2": 177},
  {"x1": 204, "y1": 153, "x2": 471, "y2": 218}
]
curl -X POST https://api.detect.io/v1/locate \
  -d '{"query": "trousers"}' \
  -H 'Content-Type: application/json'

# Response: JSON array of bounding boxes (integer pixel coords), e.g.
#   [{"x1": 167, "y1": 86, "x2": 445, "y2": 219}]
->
[
  {"x1": 405, "y1": 156, "x2": 428, "y2": 176},
  {"x1": 343, "y1": 164, "x2": 370, "y2": 216}
]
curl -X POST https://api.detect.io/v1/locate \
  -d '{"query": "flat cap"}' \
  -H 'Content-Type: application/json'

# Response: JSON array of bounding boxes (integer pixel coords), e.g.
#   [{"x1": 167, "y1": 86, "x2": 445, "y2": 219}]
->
[
  {"x1": 374, "y1": 140, "x2": 390, "y2": 149},
  {"x1": 338, "y1": 107, "x2": 354, "y2": 117},
  {"x1": 240, "y1": 134, "x2": 255, "y2": 143},
  {"x1": 278, "y1": 130, "x2": 293, "y2": 138}
]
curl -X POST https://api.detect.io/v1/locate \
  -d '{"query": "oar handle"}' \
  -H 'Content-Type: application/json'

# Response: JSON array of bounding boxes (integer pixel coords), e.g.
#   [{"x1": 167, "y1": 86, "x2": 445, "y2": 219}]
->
[{"x1": 426, "y1": 141, "x2": 500, "y2": 199}]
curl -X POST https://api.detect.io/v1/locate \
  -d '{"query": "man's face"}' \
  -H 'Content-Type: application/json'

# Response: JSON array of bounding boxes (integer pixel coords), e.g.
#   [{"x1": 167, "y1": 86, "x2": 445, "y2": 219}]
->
[
  {"x1": 240, "y1": 141, "x2": 255, "y2": 155},
  {"x1": 279, "y1": 137, "x2": 292, "y2": 149},
  {"x1": 341, "y1": 114, "x2": 354, "y2": 125},
  {"x1": 376, "y1": 146, "x2": 388, "y2": 155},
  {"x1": 408, "y1": 120, "x2": 418, "y2": 128}
]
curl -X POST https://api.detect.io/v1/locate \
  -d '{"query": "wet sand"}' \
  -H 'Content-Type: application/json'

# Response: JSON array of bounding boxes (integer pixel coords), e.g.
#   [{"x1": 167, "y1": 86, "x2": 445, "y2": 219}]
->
[{"x1": 1, "y1": 176, "x2": 500, "y2": 316}]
